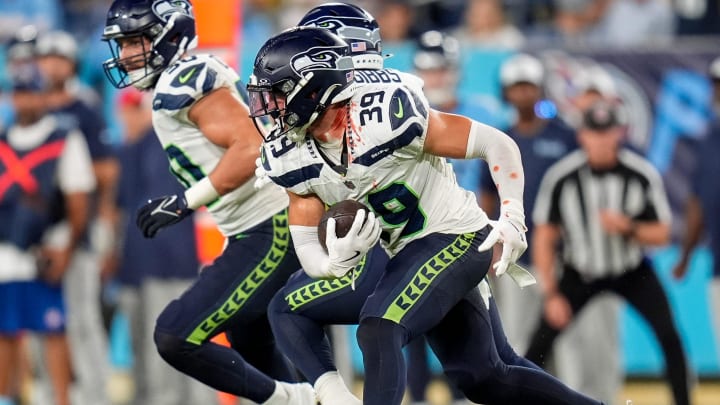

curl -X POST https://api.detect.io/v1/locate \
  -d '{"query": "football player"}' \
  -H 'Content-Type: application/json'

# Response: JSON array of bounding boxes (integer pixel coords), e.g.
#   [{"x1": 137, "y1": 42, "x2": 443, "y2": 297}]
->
[
  {"x1": 101, "y1": 1, "x2": 314, "y2": 404},
  {"x1": 249, "y1": 25, "x2": 605, "y2": 405},
  {"x1": 263, "y1": 5, "x2": 534, "y2": 405}
]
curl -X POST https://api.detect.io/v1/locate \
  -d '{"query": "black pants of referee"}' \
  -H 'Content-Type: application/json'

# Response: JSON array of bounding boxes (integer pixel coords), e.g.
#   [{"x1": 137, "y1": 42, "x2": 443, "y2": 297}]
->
[{"x1": 525, "y1": 258, "x2": 691, "y2": 405}]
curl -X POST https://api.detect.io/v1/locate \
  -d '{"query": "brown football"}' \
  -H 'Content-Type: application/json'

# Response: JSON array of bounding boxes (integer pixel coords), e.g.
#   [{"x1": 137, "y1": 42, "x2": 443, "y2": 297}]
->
[{"x1": 318, "y1": 200, "x2": 370, "y2": 252}]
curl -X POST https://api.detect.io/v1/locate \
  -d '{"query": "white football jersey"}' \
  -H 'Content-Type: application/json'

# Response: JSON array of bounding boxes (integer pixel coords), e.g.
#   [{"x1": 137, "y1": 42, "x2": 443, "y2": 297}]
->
[
  {"x1": 261, "y1": 77, "x2": 488, "y2": 256},
  {"x1": 152, "y1": 54, "x2": 288, "y2": 237}
]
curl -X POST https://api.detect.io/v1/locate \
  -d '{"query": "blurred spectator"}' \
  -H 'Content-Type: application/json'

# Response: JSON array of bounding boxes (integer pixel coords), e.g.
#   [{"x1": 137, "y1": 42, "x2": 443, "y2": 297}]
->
[
  {"x1": 525, "y1": 101, "x2": 691, "y2": 405},
  {"x1": 370, "y1": 0, "x2": 416, "y2": 72},
  {"x1": 564, "y1": 64, "x2": 619, "y2": 128},
  {"x1": 413, "y1": 30, "x2": 510, "y2": 193},
  {"x1": 36, "y1": 30, "x2": 117, "y2": 405},
  {"x1": 672, "y1": 55, "x2": 720, "y2": 367},
  {"x1": 527, "y1": 0, "x2": 606, "y2": 45},
  {"x1": 61, "y1": 0, "x2": 111, "y2": 42},
  {"x1": 373, "y1": 0, "x2": 414, "y2": 43},
  {"x1": 480, "y1": 53, "x2": 576, "y2": 355},
  {"x1": 410, "y1": 0, "x2": 466, "y2": 34},
  {"x1": 0, "y1": 63, "x2": 95, "y2": 405},
  {"x1": 551, "y1": 63, "x2": 623, "y2": 402},
  {"x1": 503, "y1": 0, "x2": 555, "y2": 30},
  {"x1": 453, "y1": 0, "x2": 525, "y2": 49},
  {"x1": 113, "y1": 88, "x2": 217, "y2": 405},
  {"x1": 1, "y1": 26, "x2": 40, "y2": 132},
  {"x1": 597, "y1": 0, "x2": 676, "y2": 47},
  {"x1": 676, "y1": 0, "x2": 720, "y2": 35}
]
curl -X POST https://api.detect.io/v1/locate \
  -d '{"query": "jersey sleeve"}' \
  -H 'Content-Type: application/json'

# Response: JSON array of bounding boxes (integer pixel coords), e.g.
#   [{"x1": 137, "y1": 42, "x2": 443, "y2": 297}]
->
[
  {"x1": 152, "y1": 55, "x2": 242, "y2": 124},
  {"x1": 57, "y1": 130, "x2": 97, "y2": 194},
  {"x1": 260, "y1": 136, "x2": 318, "y2": 196}
]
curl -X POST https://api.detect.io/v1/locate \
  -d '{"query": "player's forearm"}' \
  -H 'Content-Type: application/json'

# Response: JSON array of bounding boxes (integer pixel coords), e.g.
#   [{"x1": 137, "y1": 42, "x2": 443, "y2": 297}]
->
[
  {"x1": 290, "y1": 225, "x2": 333, "y2": 279},
  {"x1": 208, "y1": 140, "x2": 260, "y2": 195},
  {"x1": 184, "y1": 141, "x2": 259, "y2": 209},
  {"x1": 465, "y1": 121, "x2": 524, "y2": 203}
]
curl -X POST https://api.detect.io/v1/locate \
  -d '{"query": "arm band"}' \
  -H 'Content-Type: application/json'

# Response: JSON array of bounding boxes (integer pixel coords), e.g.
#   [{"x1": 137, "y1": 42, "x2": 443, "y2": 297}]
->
[
  {"x1": 184, "y1": 177, "x2": 220, "y2": 210},
  {"x1": 289, "y1": 225, "x2": 332, "y2": 279},
  {"x1": 465, "y1": 120, "x2": 525, "y2": 203}
]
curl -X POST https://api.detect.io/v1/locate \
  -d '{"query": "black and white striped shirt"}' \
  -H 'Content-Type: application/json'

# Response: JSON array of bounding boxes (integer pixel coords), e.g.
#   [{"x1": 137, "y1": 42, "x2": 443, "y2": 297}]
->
[{"x1": 533, "y1": 149, "x2": 672, "y2": 279}]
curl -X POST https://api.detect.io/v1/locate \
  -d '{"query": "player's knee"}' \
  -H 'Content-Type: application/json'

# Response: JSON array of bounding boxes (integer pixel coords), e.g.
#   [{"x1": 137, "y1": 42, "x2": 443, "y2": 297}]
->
[
  {"x1": 356, "y1": 317, "x2": 407, "y2": 353},
  {"x1": 153, "y1": 329, "x2": 196, "y2": 363}
]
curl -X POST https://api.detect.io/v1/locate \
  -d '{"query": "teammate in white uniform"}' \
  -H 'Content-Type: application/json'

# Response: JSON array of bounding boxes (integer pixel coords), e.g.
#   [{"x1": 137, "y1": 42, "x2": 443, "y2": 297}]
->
[
  {"x1": 249, "y1": 26, "x2": 605, "y2": 405},
  {"x1": 100, "y1": 1, "x2": 313, "y2": 404}
]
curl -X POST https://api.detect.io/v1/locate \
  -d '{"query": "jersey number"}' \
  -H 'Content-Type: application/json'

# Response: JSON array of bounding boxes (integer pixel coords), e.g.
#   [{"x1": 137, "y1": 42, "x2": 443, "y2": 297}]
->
[
  {"x1": 359, "y1": 91, "x2": 384, "y2": 126},
  {"x1": 367, "y1": 182, "x2": 427, "y2": 239},
  {"x1": 166, "y1": 144, "x2": 205, "y2": 188}
]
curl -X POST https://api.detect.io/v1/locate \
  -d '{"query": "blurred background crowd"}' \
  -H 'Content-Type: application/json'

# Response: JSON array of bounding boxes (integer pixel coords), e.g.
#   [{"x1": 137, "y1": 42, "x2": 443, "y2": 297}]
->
[{"x1": 1, "y1": 1, "x2": 720, "y2": 405}]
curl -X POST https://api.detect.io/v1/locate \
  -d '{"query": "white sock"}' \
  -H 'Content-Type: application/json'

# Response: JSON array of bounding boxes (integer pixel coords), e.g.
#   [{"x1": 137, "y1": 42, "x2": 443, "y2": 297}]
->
[
  {"x1": 314, "y1": 371, "x2": 361, "y2": 405},
  {"x1": 262, "y1": 381, "x2": 314, "y2": 405},
  {"x1": 261, "y1": 382, "x2": 285, "y2": 405}
]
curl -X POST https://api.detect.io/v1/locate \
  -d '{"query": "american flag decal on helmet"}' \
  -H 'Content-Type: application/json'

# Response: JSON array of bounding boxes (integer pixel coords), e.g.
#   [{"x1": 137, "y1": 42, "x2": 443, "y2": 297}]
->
[{"x1": 350, "y1": 42, "x2": 367, "y2": 52}]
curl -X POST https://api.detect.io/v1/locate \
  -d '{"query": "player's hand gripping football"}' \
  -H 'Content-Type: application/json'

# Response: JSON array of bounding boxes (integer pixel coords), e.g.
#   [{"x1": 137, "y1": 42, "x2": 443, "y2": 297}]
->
[
  {"x1": 478, "y1": 198, "x2": 532, "y2": 285},
  {"x1": 136, "y1": 195, "x2": 193, "y2": 238},
  {"x1": 325, "y1": 209, "x2": 382, "y2": 278}
]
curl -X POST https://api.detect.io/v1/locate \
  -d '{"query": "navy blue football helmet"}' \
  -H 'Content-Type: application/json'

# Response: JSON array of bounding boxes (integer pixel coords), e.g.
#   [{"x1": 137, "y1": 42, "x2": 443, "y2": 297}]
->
[
  {"x1": 413, "y1": 30, "x2": 460, "y2": 71},
  {"x1": 298, "y1": 2, "x2": 383, "y2": 70},
  {"x1": 101, "y1": 0, "x2": 197, "y2": 89},
  {"x1": 247, "y1": 27, "x2": 356, "y2": 142}
]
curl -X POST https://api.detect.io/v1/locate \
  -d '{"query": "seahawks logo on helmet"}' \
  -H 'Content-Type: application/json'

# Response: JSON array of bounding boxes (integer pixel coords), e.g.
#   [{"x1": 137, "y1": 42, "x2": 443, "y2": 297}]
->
[
  {"x1": 152, "y1": 0, "x2": 192, "y2": 22},
  {"x1": 290, "y1": 48, "x2": 353, "y2": 76},
  {"x1": 304, "y1": 17, "x2": 381, "y2": 48}
]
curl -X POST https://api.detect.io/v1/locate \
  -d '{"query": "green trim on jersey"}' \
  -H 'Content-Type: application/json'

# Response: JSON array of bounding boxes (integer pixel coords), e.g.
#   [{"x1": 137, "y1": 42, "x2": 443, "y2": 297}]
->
[
  {"x1": 185, "y1": 211, "x2": 291, "y2": 344},
  {"x1": 164, "y1": 143, "x2": 221, "y2": 208},
  {"x1": 284, "y1": 255, "x2": 368, "y2": 312},
  {"x1": 382, "y1": 232, "x2": 475, "y2": 324}
]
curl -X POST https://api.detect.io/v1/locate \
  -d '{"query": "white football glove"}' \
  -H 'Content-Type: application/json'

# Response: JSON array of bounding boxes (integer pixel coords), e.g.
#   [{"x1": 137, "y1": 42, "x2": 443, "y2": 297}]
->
[
  {"x1": 254, "y1": 156, "x2": 273, "y2": 190},
  {"x1": 478, "y1": 198, "x2": 528, "y2": 277},
  {"x1": 325, "y1": 209, "x2": 382, "y2": 279}
]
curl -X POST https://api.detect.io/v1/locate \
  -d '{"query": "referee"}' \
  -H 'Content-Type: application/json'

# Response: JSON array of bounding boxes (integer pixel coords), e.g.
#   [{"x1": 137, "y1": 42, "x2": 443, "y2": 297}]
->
[{"x1": 525, "y1": 101, "x2": 692, "y2": 405}]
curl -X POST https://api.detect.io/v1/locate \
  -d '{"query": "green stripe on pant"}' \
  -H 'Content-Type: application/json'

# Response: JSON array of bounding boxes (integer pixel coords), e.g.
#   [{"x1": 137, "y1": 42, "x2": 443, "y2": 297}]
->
[{"x1": 186, "y1": 211, "x2": 290, "y2": 344}]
